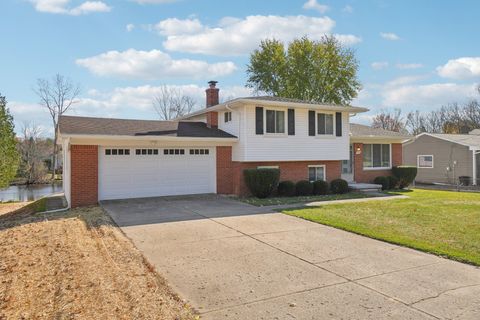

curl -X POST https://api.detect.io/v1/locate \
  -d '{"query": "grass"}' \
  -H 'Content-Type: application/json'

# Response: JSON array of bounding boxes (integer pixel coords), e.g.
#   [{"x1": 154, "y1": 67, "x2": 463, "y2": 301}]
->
[
  {"x1": 283, "y1": 189, "x2": 480, "y2": 266},
  {"x1": 240, "y1": 192, "x2": 376, "y2": 206},
  {"x1": 0, "y1": 205, "x2": 196, "y2": 319}
]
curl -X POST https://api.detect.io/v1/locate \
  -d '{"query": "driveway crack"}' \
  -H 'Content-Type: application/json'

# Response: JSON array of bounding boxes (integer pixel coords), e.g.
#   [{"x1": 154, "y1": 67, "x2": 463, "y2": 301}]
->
[{"x1": 409, "y1": 283, "x2": 480, "y2": 306}]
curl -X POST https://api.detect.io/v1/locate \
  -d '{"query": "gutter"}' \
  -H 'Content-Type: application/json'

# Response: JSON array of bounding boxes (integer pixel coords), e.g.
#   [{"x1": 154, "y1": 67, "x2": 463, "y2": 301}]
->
[{"x1": 57, "y1": 133, "x2": 238, "y2": 142}]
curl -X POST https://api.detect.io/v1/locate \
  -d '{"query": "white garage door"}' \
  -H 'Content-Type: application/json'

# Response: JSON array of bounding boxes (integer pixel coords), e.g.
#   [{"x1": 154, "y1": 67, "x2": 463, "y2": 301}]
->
[{"x1": 98, "y1": 147, "x2": 216, "y2": 200}]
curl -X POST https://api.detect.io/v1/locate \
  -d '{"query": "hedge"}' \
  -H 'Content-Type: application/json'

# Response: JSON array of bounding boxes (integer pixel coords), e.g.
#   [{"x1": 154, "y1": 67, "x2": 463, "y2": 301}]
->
[
  {"x1": 296, "y1": 180, "x2": 313, "y2": 196},
  {"x1": 330, "y1": 178, "x2": 349, "y2": 194},
  {"x1": 373, "y1": 176, "x2": 389, "y2": 190},
  {"x1": 277, "y1": 181, "x2": 296, "y2": 197},
  {"x1": 243, "y1": 168, "x2": 280, "y2": 198},
  {"x1": 313, "y1": 180, "x2": 329, "y2": 195},
  {"x1": 392, "y1": 166, "x2": 418, "y2": 188}
]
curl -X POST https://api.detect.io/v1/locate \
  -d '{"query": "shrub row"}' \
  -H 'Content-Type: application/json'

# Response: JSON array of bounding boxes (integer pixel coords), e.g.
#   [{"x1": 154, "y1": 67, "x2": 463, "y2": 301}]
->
[
  {"x1": 374, "y1": 166, "x2": 418, "y2": 190},
  {"x1": 243, "y1": 168, "x2": 350, "y2": 198}
]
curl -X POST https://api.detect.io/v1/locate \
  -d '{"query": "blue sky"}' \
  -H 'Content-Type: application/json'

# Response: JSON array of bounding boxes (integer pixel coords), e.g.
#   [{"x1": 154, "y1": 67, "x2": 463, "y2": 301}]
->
[{"x1": 2, "y1": 0, "x2": 480, "y2": 135}]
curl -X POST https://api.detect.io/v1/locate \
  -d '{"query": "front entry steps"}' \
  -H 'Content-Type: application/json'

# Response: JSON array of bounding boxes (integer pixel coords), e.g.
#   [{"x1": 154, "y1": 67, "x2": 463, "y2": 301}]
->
[{"x1": 348, "y1": 182, "x2": 383, "y2": 193}]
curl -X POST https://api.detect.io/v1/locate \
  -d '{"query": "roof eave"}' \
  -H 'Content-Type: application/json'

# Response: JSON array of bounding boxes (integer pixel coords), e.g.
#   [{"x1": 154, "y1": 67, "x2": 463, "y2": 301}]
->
[
  {"x1": 350, "y1": 135, "x2": 411, "y2": 143},
  {"x1": 58, "y1": 133, "x2": 238, "y2": 142}
]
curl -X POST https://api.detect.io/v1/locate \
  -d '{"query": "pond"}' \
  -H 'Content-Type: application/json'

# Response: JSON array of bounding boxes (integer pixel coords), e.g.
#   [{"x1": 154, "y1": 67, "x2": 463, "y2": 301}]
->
[{"x1": 0, "y1": 183, "x2": 63, "y2": 202}]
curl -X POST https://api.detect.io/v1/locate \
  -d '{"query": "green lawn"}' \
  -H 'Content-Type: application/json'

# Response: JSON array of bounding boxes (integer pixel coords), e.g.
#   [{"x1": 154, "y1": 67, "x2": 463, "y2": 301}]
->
[
  {"x1": 283, "y1": 189, "x2": 480, "y2": 266},
  {"x1": 240, "y1": 192, "x2": 375, "y2": 207}
]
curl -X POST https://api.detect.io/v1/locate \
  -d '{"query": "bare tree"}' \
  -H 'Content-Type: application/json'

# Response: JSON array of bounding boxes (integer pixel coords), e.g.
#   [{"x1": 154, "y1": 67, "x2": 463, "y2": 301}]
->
[
  {"x1": 152, "y1": 86, "x2": 196, "y2": 120},
  {"x1": 371, "y1": 109, "x2": 405, "y2": 132},
  {"x1": 18, "y1": 122, "x2": 51, "y2": 184},
  {"x1": 406, "y1": 110, "x2": 426, "y2": 135},
  {"x1": 34, "y1": 74, "x2": 80, "y2": 181}
]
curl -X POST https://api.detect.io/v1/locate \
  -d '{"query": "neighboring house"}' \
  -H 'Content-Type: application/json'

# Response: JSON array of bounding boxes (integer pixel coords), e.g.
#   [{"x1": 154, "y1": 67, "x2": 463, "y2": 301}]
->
[
  {"x1": 58, "y1": 81, "x2": 406, "y2": 208},
  {"x1": 404, "y1": 132, "x2": 480, "y2": 186}
]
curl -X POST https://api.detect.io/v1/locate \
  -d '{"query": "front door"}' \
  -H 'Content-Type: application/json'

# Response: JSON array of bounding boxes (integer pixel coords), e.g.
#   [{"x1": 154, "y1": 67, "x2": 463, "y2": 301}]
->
[{"x1": 341, "y1": 145, "x2": 354, "y2": 182}]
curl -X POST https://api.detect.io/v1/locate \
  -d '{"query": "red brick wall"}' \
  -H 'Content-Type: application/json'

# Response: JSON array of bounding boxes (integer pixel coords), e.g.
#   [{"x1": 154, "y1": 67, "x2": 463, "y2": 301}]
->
[
  {"x1": 206, "y1": 111, "x2": 218, "y2": 128},
  {"x1": 216, "y1": 146, "x2": 233, "y2": 194},
  {"x1": 354, "y1": 143, "x2": 403, "y2": 183},
  {"x1": 70, "y1": 145, "x2": 98, "y2": 208},
  {"x1": 232, "y1": 160, "x2": 342, "y2": 196},
  {"x1": 206, "y1": 87, "x2": 219, "y2": 107}
]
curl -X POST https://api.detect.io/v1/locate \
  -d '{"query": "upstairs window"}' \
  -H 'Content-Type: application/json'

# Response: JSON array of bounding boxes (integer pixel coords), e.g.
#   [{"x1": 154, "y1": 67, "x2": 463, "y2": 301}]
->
[
  {"x1": 317, "y1": 113, "x2": 334, "y2": 135},
  {"x1": 418, "y1": 155, "x2": 434, "y2": 168},
  {"x1": 266, "y1": 109, "x2": 285, "y2": 134},
  {"x1": 224, "y1": 111, "x2": 232, "y2": 123},
  {"x1": 363, "y1": 144, "x2": 391, "y2": 169}
]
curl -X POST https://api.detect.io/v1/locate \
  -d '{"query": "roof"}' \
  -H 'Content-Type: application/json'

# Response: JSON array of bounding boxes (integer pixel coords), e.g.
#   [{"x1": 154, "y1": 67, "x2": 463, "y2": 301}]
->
[
  {"x1": 415, "y1": 133, "x2": 480, "y2": 150},
  {"x1": 350, "y1": 123, "x2": 411, "y2": 139},
  {"x1": 58, "y1": 115, "x2": 237, "y2": 139},
  {"x1": 178, "y1": 96, "x2": 369, "y2": 120}
]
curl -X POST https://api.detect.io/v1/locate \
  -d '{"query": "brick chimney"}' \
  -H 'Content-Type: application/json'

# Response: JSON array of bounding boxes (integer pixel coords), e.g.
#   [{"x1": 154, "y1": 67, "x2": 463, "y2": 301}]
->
[{"x1": 206, "y1": 81, "x2": 219, "y2": 128}]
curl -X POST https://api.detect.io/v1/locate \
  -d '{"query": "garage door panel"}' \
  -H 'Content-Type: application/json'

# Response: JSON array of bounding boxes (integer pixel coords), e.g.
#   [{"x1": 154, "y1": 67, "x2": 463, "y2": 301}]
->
[{"x1": 99, "y1": 147, "x2": 216, "y2": 200}]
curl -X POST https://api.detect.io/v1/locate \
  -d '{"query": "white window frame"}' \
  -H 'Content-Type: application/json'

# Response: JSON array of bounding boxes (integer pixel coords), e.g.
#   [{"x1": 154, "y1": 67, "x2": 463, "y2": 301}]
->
[
  {"x1": 417, "y1": 155, "x2": 434, "y2": 168},
  {"x1": 257, "y1": 166, "x2": 279, "y2": 169},
  {"x1": 363, "y1": 144, "x2": 392, "y2": 171},
  {"x1": 264, "y1": 108, "x2": 287, "y2": 135},
  {"x1": 308, "y1": 165, "x2": 327, "y2": 182},
  {"x1": 316, "y1": 111, "x2": 335, "y2": 137}
]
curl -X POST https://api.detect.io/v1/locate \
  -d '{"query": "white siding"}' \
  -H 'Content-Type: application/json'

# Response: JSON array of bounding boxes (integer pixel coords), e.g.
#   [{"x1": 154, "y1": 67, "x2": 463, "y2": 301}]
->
[{"x1": 232, "y1": 104, "x2": 350, "y2": 162}]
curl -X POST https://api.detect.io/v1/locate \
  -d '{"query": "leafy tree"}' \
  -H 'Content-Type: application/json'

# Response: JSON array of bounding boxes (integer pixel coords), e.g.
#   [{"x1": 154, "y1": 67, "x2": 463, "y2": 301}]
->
[
  {"x1": 0, "y1": 94, "x2": 20, "y2": 188},
  {"x1": 246, "y1": 36, "x2": 361, "y2": 105}
]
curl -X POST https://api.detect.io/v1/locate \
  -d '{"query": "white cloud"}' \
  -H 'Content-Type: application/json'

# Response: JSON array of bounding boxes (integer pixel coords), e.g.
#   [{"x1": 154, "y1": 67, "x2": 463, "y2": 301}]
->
[
  {"x1": 157, "y1": 15, "x2": 361, "y2": 55},
  {"x1": 380, "y1": 32, "x2": 400, "y2": 41},
  {"x1": 382, "y1": 82, "x2": 479, "y2": 108},
  {"x1": 437, "y1": 57, "x2": 480, "y2": 80},
  {"x1": 371, "y1": 61, "x2": 389, "y2": 70},
  {"x1": 342, "y1": 5, "x2": 354, "y2": 13},
  {"x1": 333, "y1": 34, "x2": 362, "y2": 45},
  {"x1": 75, "y1": 49, "x2": 237, "y2": 79},
  {"x1": 302, "y1": 0, "x2": 329, "y2": 13},
  {"x1": 396, "y1": 63, "x2": 423, "y2": 70},
  {"x1": 30, "y1": 0, "x2": 111, "y2": 15},
  {"x1": 126, "y1": 23, "x2": 135, "y2": 32}
]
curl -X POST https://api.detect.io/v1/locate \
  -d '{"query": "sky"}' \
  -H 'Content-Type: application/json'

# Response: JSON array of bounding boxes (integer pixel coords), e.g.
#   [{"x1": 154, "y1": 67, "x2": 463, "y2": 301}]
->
[{"x1": 1, "y1": 0, "x2": 480, "y2": 136}]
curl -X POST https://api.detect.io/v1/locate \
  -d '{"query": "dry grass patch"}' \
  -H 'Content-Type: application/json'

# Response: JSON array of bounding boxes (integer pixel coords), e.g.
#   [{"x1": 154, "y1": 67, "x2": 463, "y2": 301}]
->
[
  {"x1": 0, "y1": 206, "x2": 196, "y2": 319},
  {"x1": 0, "y1": 202, "x2": 31, "y2": 216}
]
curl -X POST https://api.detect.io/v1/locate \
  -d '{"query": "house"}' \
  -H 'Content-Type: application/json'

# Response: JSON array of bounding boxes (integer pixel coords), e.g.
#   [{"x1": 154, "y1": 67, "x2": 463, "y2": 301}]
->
[
  {"x1": 58, "y1": 81, "x2": 407, "y2": 208},
  {"x1": 404, "y1": 131, "x2": 480, "y2": 186}
]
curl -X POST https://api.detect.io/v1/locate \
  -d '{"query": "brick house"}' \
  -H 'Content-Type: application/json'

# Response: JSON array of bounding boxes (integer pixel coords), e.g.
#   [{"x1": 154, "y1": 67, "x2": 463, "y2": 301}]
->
[{"x1": 58, "y1": 81, "x2": 408, "y2": 208}]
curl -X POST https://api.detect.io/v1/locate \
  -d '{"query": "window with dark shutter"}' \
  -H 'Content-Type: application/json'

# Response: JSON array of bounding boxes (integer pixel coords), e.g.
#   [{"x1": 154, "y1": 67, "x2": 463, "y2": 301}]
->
[
  {"x1": 288, "y1": 109, "x2": 295, "y2": 135},
  {"x1": 255, "y1": 107, "x2": 264, "y2": 134},
  {"x1": 308, "y1": 111, "x2": 315, "y2": 136},
  {"x1": 336, "y1": 112, "x2": 342, "y2": 137}
]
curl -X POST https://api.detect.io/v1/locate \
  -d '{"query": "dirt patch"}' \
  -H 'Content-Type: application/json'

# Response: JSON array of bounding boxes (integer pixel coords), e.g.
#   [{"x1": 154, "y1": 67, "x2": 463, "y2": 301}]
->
[
  {"x1": 0, "y1": 202, "x2": 31, "y2": 216},
  {"x1": 0, "y1": 206, "x2": 196, "y2": 319}
]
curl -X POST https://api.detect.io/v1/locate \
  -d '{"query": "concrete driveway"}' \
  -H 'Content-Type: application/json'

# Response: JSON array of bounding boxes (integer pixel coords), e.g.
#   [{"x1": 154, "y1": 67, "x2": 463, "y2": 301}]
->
[{"x1": 102, "y1": 195, "x2": 480, "y2": 319}]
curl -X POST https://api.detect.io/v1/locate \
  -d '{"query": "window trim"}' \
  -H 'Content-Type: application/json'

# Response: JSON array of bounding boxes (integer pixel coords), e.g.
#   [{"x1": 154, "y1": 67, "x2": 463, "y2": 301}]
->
[
  {"x1": 224, "y1": 111, "x2": 232, "y2": 123},
  {"x1": 257, "y1": 165, "x2": 279, "y2": 169},
  {"x1": 417, "y1": 155, "x2": 434, "y2": 169},
  {"x1": 363, "y1": 144, "x2": 392, "y2": 171},
  {"x1": 308, "y1": 165, "x2": 327, "y2": 182},
  {"x1": 316, "y1": 111, "x2": 335, "y2": 137},
  {"x1": 264, "y1": 107, "x2": 287, "y2": 135}
]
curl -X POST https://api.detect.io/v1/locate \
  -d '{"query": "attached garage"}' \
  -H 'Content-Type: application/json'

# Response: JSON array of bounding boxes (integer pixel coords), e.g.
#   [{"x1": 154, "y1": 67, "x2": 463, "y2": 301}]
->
[
  {"x1": 58, "y1": 115, "x2": 237, "y2": 208},
  {"x1": 98, "y1": 147, "x2": 216, "y2": 200}
]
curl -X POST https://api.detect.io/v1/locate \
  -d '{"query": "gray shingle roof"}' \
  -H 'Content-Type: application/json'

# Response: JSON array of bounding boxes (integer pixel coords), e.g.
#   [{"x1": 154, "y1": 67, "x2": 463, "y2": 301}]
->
[
  {"x1": 425, "y1": 133, "x2": 480, "y2": 149},
  {"x1": 350, "y1": 123, "x2": 410, "y2": 138},
  {"x1": 58, "y1": 115, "x2": 237, "y2": 138}
]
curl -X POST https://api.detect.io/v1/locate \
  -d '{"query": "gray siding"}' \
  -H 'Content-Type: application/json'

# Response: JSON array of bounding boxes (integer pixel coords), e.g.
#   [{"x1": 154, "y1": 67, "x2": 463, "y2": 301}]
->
[{"x1": 403, "y1": 135, "x2": 474, "y2": 184}]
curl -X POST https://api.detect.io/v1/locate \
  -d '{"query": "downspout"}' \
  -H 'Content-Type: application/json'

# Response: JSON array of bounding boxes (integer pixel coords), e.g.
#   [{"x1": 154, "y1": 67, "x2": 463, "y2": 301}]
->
[{"x1": 474, "y1": 149, "x2": 480, "y2": 186}]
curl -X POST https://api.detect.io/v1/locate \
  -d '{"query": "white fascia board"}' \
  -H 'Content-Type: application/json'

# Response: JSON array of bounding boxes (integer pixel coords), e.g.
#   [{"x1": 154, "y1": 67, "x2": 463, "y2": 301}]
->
[
  {"x1": 59, "y1": 133, "x2": 238, "y2": 143},
  {"x1": 350, "y1": 136, "x2": 410, "y2": 143}
]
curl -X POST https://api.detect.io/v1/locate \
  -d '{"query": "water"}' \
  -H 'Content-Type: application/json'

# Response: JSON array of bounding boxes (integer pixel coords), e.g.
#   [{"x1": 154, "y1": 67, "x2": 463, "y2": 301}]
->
[{"x1": 0, "y1": 183, "x2": 63, "y2": 202}]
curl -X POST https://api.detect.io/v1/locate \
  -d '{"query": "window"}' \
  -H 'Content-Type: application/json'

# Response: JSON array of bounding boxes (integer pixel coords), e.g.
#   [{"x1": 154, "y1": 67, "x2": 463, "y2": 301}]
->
[
  {"x1": 257, "y1": 166, "x2": 279, "y2": 169},
  {"x1": 105, "y1": 149, "x2": 130, "y2": 156},
  {"x1": 266, "y1": 109, "x2": 285, "y2": 134},
  {"x1": 224, "y1": 111, "x2": 232, "y2": 123},
  {"x1": 363, "y1": 144, "x2": 391, "y2": 169},
  {"x1": 308, "y1": 165, "x2": 326, "y2": 182},
  {"x1": 418, "y1": 155, "x2": 434, "y2": 168},
  {"x1": 135, "y1": 148, "x2": 159, "y2": 155},
  {"x1": 164, "y1": 149, "x2": 185, "y2": 155},
  {"x1": 190, "y1": 149, "x2": 210, "y2": 155},
  {"x1": 317, "y1": 113, "x2": 334, "y2": 135}
]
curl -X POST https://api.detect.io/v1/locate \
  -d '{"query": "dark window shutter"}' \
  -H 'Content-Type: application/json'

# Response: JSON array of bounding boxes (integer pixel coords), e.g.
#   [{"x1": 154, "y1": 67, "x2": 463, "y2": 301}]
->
[
  {"x1": 308, "y1": 111, "x2": 315, "y2": 136},
  {"x1": 255, "y1": 107, "x2": 264, "y2": 135},
  {"x1": 288, "y1": 109, "x2": 295, "y2": 135},
  {"x1": 335, "y1": 112, "x2": 342, "y2": 137}
]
